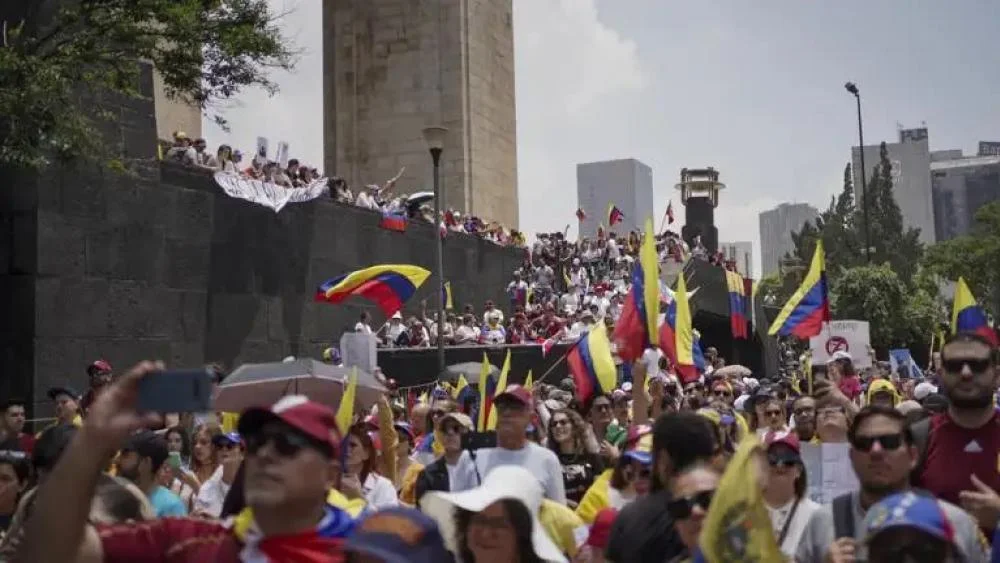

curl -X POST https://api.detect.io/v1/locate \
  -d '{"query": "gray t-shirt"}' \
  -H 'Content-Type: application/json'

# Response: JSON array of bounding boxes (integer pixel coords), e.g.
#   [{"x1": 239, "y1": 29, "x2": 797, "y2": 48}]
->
[
  {"x1": 794, "y1": 491, "x2": 988, "y2": 562},
  {"x1": 451, "y1": 442, "x2": 566, "y2": 504}
]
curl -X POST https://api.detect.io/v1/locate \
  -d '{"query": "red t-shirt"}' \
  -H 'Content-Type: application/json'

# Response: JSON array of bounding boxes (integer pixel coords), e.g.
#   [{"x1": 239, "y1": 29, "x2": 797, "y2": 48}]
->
[{"x1": 918, "y1": 412, "x2": 1000, "y2": 507}]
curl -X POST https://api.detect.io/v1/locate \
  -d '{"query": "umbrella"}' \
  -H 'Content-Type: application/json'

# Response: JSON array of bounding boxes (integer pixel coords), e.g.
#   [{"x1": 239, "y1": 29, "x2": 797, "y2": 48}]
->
[
  {"x1": 712, "y1": 365, "x2": 752, "y2": 379},
  {"x1": 406, "y1": 191, "x2": 435, "y2": 206},
  {"x1": 441, "y1": 362, "x2": 499, "y2": 385},
  {"x1": 214, "y1": 359, "x2": 385, "y2": 412}
]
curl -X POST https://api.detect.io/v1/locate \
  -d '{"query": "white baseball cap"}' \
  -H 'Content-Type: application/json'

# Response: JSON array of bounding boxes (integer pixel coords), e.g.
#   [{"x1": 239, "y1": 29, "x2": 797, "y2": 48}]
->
[
  {"x1": 827, "y1": 350, "x2": 853, "y2": 364},
  {"x1": 914, "y1": 381, "x2": 938, "y2": 401}
]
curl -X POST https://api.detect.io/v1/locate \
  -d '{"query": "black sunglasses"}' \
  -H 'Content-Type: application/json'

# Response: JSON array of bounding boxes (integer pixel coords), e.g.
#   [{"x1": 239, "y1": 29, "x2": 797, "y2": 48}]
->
[
  {"x1": 245, "y1": 428, "x2": 332, "y2": 459},
  {"x1": 667, "y1": 490, "x2": 715, "y2": 519},
  {"x1": 851, "y1": 433, "x2": 904, "y2": 453},
  {"x1": 942, "y1": 358, "x2": 991, "y2": 374},
  {"x1": 767, "y1": 453, "x2": 798, "y2": 468}
]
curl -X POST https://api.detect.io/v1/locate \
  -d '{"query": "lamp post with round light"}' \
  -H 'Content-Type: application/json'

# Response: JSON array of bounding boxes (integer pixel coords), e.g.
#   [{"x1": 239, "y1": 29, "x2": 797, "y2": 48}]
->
[
  {"x1": 422, "y1": 126, "x2": 448, "y2": 372},
  {"x1": 845, "y1": 82, "x2": 872, "y2": 262}
]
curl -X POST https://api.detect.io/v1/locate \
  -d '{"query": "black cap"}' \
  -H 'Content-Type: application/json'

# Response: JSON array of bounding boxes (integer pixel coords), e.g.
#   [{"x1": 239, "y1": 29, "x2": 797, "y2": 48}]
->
[
  {"x1": 122, "y1": 431, "x2": 170, "y2": 473},
  {"x1": 47, "y1": 386, "x2": 80, "y2": 401}
]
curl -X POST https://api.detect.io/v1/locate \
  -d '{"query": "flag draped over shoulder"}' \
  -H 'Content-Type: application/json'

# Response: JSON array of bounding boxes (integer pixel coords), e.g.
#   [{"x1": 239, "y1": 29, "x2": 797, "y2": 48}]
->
[
  {"x1": 698, "y1": 435, "x2": 784, "y2": 563},
  {"x1": 613, "y1": 220, "x2": 659, "y2": 361},
  {"x1": 767, "y1": 241, "x2": 830, "y2": 338},
  {"x1": 951, "y1": 277, "x2": 998, "y2": 345},
  {"x1": 659, "y1": 272, "x2": 700, "y2": 384},
  {"x1": 315, "y1": 264, "x2": 431, "y2": 317},
  {"x1": 725, "y1": 271, "x2": 749, "y2": 339},
  {"x1": 567, "y1": 323, "x2": 617, "y2": 405}
]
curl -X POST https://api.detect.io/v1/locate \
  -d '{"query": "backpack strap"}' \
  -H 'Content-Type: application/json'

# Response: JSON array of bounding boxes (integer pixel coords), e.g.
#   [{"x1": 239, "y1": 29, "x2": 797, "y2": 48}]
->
[
  {"x1": 909, "y1": 417, "x2": 933, "y2": 487},
  {"x1": 832, "y1": 493, "x2": 855, "y2": 540}
]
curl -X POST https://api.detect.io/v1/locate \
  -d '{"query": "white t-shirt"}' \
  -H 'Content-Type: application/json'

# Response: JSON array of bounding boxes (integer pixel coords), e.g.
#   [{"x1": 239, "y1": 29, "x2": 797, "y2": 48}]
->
[
  {"x1": 767, "y1": 496, "x2": 821, "y2": 558},
  {"x1": 192, "y1": 466, "x2": 231, "y2": 518},
  {"x1": 445, "y1": 461, "x2": 460, "y2": 491},
  {"x1": 355, "y1": 322, "x2": 373, "y2": 334},
  {"x1": 451, "y1": 442, "x2": 566, "y2": 503},
  {"x1": 363, "y1": 473, "x2": 399, "y2": 509}
]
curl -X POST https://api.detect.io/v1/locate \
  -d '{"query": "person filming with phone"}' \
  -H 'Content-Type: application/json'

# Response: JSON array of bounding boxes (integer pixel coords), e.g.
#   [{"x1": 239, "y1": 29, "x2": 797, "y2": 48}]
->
[{"x1": 451, "y1": 384, "x2": 566, "y2": 503}]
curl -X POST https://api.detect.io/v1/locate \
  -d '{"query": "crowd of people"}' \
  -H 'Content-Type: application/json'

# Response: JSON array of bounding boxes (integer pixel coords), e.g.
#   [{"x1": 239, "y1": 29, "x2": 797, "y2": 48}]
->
[
  {"x1": 162, "y1": 132, "x2": 527, "y2": 248},
  {"x1": 0, "y1": 330, "x2": 998, "y2": 562}
]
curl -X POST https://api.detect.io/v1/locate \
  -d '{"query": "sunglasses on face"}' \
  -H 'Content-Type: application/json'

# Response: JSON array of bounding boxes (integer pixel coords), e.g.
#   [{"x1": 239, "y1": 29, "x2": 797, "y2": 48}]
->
[
  {"x1": 767, "y1": 453, "x2": 798, "y2": 468},
  {"x1": 793, "y1": 407, "x2": 815, "y2": 417},
  {"x1": 667, "y1": 490, "x2": 715, "y2": 519},
  {"x1": 713, "y1": 390, "x2": 732, "y2": 398},
  {"x1": 765, "y1": 409, "x2": 783, "y2": 418},
  {"x1": 942, "y1": 358, "x2": 991, "y2": 374},
  {"x1": 245, "y1": 429, "x2": 331, "y2": 459},
  {"x1": 551, "y1": 418, "x2": 571, "y2": 427},
  {"x1": 851, "y1": 432, "x2": 904, "y2": 453}
]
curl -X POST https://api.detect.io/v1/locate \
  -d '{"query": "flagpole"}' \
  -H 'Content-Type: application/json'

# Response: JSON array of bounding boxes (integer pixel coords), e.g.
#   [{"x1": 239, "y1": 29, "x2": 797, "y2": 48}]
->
[{"x1": 658, "y1": 204, "x2": 669, "y2": 235}]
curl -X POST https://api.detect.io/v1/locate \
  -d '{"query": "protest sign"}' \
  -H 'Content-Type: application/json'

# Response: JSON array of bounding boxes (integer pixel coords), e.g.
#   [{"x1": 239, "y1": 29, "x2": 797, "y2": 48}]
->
[
  {"x1": 800, "y1": 442, "x2": 859, "y2": 504},
  {"x1": 213, "y1": 172, "x2": 329, "y2": 212},
  {"x1": 809, "y1": 320, "x2": 872, "y2": 368}
]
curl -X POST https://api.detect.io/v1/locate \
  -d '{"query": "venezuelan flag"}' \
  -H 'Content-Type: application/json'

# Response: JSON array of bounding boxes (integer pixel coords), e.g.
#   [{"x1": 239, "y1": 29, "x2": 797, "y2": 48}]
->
[
  {"x1": 315, "y1": 264, "x2": 430, "y2": 317},
  {"x1": 567, "y1": 323, "x2": 618, "y2": 404},
  {"x1": 486, "y1": 350, "x2": 512, "y2": 430},
  {"x1": 952, "y1": 277, "x2": 998, "y2": 345},
  {"x1": 607, "y1": 203, "x2": 624, "y2": 226},
  {"x1": 442, "y1": 281, "x2": 454, "y2": 310},
  {"x1": 768, "y1": 240, "x2": 830, "y2": 338},
  {"x1": 613, "y1": 219, "x2": 660, "y2": 362},
  {"x1": 476, "y1": 353, "x2": 493, "y2": 431},
  {"x1": 379, "y1": 210, "x2": 407, "y2": 232},
  {"x1": 659, "y1": 270, "x2": 699, "y2": 384},
  {"x1": 698, "y1": 435, "x2": 783, "y2": 562},
  {"x1": 726, "y1": 270, "x2": 749, "y2": 339}
]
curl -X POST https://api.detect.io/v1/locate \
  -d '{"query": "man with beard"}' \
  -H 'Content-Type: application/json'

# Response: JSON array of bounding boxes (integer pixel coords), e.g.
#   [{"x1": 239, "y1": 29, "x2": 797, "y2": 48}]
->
[
  {"x1": 790, "y1": 395, "x2": 817, "y2": 443},
  {"x1": 795, "y1": 405, "x2": 985, "y2": 562},
  {"x1": 117, "y1": 431, "x2": 187, "y2": 517},
  {"x1": 914, "y1": 332, "x2": 1000, "y2": 530}
]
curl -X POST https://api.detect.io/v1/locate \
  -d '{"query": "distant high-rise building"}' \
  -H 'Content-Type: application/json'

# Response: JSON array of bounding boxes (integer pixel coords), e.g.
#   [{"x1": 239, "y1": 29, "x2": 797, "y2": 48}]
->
[
  {"x1": 577, "y1": 159, "x2": 654, "y2": 237},
  {"x1": 759, "y1": 203, "x2": 819, "y2": 277},
  {"x1": 931, "y1": 150, "x2": 1000, "y2": 241},
  {"x1": 718, "y1": 241, "x2": 754, "y2": 278},
  {"x1": 851, "y1": 128, "x2": 935, "y2": 244}
]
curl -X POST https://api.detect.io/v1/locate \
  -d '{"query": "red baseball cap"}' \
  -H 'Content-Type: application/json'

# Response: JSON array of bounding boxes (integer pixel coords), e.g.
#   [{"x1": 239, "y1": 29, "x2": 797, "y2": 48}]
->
[
  {"x1": 87, "y1": 360, "x2": 113, "y2": 376},
  {"x1": 763, "y1": 430, "x2": 801, "y2": 455},
  {"x1": 238, "y1": 395, "x2": 341, "y2": 457},
  {"x1": 494, "y1": 384, "x2": 532, "y2": 408}
]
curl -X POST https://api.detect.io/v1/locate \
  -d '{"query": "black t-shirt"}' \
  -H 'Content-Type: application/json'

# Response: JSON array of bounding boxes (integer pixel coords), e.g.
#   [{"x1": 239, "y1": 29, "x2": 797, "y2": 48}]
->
[
  {"x1": 605, "y1": 490, "x2": 685, "y2": 563},
  {"x1": 557, "y1": 452, "x2": 602, "y2": 504}
]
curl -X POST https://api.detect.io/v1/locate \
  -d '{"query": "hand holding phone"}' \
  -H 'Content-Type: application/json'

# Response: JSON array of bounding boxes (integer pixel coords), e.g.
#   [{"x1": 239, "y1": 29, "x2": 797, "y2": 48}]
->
[{"x1": 136, "y1": 369, "x2": 214, "y2": 413}]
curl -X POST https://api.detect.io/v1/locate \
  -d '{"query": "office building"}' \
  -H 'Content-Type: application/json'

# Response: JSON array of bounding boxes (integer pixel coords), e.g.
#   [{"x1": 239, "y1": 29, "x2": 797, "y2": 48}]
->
[
  {"x1": 851, "y1": 128, "x2": 936, "y2": 244},
  {"x1": 759, "y1": 203, "x2": 819, "y2": 277},
  {"x1": 577, "y1": 159, "x2": 654, "y2": 237},
  {"x1": 718, "y1": 241, "x2": 753, "y2": 278},
  {"x1": 323, "y1": 0, "x2": 519, "y2": 227},
  {"x1": 931, "y1": 149, "x2": 1000, "y2": 241}
]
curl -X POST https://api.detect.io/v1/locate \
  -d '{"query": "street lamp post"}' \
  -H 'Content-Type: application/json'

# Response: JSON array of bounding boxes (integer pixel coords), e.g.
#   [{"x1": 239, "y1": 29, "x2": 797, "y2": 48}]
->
[
  {"x1": 845, "y1": 82, "x2": 871, "y2": 263},
  {"x1": 422, "y1": 126, "x2": 449, "y2": 372}
]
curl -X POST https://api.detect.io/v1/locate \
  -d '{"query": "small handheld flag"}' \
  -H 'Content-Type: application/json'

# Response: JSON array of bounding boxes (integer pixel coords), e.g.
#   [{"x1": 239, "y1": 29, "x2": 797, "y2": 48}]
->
[
  {"x1": 607, "y1": 203, "x2": 624, "y2": 227},
  {"x1": 567, "y1": 323, "x2": 617, "y2": 404},
  {"x1": 486, "y1": 350, "x2": 512, "y2": 430},
  {"x1": 477, "y1": 354, "x2": 491, "y2": 431},
  {"x1": 613, "y1": 219, "x2": 659, "y2": 361},
  {"x1": 336, "y1": 367, "x2": 358, "y2": 436},
  {"x1": 576, "y1": 208, "x2": 587, "y2": 221},
  {"x1": 951, "y1": 277, "x2": 998, "y2": 345},
  {"x1": 379, "y1": 210, "x2": 407, "y2": 232}
]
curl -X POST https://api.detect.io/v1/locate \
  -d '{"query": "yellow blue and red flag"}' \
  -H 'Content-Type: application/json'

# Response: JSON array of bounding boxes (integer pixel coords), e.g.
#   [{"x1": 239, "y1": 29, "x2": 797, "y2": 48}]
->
[
  {"x1": 952, "y1": 277, "x2": 998, "y2": 345},
  {"x1": 607, "y1": 203, "x2": 624, "y2": 227},
  {"x1": 379, "y1": 210, "x2": 407, "y2": 232},
  {"x1": 486, "y1": 350, "x2": 512, "y2": 430},
  {"x1": 725, "y1": 270, "x2": 749, "y2": 339},
  {"x1": 315, "y1": 264, "x2": 430, "y2": 318},
  {"x1": 768, "y1": 241, "x2": 830, "y2": 338},
  {"x1": 659, "y1": 269, "x2": 700, "y2": 384},
  {"x1": 612, "y1": 219, "x2": 659, "y2": 361},
  {"x1": 566, "y1": 323, "x2": 617, "y2": 404}
]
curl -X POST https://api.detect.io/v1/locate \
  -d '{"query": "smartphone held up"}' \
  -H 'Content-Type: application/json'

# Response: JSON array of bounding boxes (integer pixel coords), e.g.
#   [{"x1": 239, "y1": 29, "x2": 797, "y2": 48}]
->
[{"x1": 136, "y1": 368, "x2": 214, "y2": 413}]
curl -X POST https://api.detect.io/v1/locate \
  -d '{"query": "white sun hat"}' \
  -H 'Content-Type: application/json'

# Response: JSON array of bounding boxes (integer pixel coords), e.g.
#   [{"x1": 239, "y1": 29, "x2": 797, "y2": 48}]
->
[{"x1": 419, "y1": 465, "x2": 567, "y2": 563}]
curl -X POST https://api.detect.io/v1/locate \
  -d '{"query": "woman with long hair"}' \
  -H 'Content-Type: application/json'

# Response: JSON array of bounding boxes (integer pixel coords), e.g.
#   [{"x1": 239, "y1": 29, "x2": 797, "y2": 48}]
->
[
  {"x1": 546, "y1": 409, "x2": 601, "y2": 508},
  {"x1": 189, "y1": 423, "x2": 222, "y2": 487},
  {"x1": 421, "y1": 465, "x2": 566, "y2": 563},
  {"x1": 761, "y1": 431, "x2": 820, "y2": 557},
  {"x1": 345, "y1": 423, "x2": 398, "y2": 509}
]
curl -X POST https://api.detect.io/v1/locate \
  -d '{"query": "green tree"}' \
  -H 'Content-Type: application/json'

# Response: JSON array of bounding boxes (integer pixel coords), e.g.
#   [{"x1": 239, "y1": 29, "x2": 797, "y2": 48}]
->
[
  {"x1": 923, "y1": 201, "x2": 1000, "y2": 314},
  {"x1": 0, "y1": 0, "x2": 295, "y2": 169},
  {"x1": 863, "y1": 143, "x2": 924, "y2": 284},
  {"x1": 832, "y1": 264, "x2": 908, "y2": 350}
]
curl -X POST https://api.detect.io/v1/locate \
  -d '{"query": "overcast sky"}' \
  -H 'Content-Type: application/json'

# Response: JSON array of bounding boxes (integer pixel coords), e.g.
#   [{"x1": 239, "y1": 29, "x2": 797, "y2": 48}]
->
[{"x1": 204, "y1": 0, "x2": 1000, "y2": 277}]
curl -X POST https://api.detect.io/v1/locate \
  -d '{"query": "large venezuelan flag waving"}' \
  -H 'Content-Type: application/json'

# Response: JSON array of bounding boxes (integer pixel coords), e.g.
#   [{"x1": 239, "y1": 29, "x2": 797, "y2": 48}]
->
[
  {"x1": 952, "y1": 277, "x2": 998, "y2": 345},
  {"x1": 768, "y1": 241, "x2": 830, "y2": 338},
  {"x1": 316, "y1": 264, "x2": 430, "y2": 317},
  {"x1": 567, "y1": 323, "x2": 617, "y2": 405},
  {"x1": 659, "y1": 271, "x2": 700, "y2": 384},
  {"x1": 613, "y1": 219, "x2": 660, "y2": 361},
  {"x1": 725, "y1": 270, "x2": 749, "y2": 339}
]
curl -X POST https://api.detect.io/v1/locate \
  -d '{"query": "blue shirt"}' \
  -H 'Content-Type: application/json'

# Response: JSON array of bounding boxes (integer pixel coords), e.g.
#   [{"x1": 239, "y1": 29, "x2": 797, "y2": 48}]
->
[{"x1": 148, "y1": 485, "x2": 188, "y2": 518}]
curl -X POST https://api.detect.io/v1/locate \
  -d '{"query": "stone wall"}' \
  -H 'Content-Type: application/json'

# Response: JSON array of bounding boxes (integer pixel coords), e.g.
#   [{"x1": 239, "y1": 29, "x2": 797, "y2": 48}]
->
[
  {"x1": 1, "y1": 159, "x2": 525, "y2": 419},
  {"x1": 322, "y1": 0, "x2": 518, "y2": 228}
]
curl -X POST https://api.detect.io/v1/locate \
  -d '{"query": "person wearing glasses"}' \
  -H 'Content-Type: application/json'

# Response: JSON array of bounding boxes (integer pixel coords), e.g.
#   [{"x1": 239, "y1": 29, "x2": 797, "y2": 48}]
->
[
  {"x1": 709, "y1": 381, "x2": 735, "y2": 407},
  {"x1": 665, "y1": 463, "x2": 720, "y2": 563},
  {"x1": 758, "y1": 396, "x2": 789, "y2": 436},
  {"x1": 789, "y1": 396, "x2": 818, "y2": 444},
  {"x1": 914, "y1": 332, "x2": 1000, "y2": 529},
  {"x1": 20, "y1": 362, "x2": 354, "y2": 562},
  {"x1": 794, "y1": 405, "x2": 985, "y2": 562},
  {"x1": 813, "y1": 398, "x2": 851, "y2": 444},
  {"x1": 415, "y1": 412, "x2": 474, "y2": 505},
  {"x1": 760, "y1": 431, "x2": 820, "y2": 557}
]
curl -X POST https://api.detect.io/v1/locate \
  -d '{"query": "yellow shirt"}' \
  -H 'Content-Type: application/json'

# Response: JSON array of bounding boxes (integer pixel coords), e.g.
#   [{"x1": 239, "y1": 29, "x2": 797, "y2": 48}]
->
[
  {"x1": 35, "y1": 414, "x2": 82, "y2": 437},
  {"x1": 540, "y1": 499, "x2": 588, "y2": 558}
]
